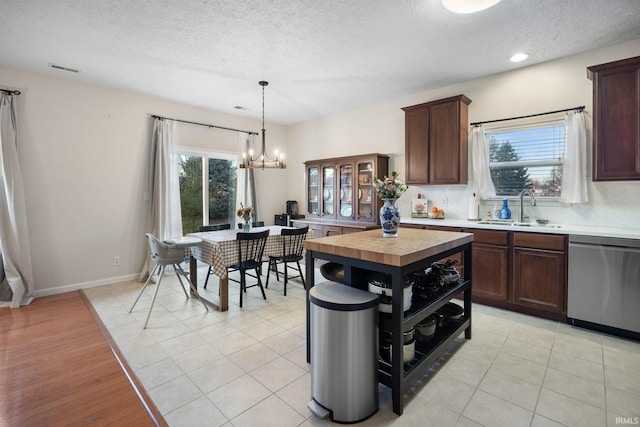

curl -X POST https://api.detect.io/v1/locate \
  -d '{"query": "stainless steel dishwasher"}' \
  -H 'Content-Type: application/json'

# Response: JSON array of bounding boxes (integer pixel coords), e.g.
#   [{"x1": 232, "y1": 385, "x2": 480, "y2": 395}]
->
[{"x1": 568, "y1": 235, "x2": 640, "y2": 340}]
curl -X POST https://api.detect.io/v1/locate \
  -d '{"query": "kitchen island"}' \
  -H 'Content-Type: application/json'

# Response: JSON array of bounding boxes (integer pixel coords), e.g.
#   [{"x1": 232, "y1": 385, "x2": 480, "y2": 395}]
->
[{"x1": 304, "y1": 228, "x2": 473, "y2": 415}]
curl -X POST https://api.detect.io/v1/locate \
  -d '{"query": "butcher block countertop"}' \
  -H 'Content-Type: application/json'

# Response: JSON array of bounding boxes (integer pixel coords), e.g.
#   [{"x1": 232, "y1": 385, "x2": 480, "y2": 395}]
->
[{"x1": 304, "y1": 228, "x2": 473, "y2": 267}]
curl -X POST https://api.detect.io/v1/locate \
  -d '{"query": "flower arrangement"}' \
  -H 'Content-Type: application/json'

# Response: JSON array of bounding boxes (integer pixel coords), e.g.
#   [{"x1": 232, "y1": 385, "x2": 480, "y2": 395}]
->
[
  {"x1": 374, "y1": 171, "x2": 408, "y2": 199},
  {"x1": 237, "y1": 204, "x2": 253, "y2": 224}
]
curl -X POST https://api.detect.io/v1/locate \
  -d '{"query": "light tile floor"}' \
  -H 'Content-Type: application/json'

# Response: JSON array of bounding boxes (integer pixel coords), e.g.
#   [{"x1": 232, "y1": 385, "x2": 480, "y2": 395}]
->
[{"x1": 84, "y1": 263, "x2": 640, "y2": 427}]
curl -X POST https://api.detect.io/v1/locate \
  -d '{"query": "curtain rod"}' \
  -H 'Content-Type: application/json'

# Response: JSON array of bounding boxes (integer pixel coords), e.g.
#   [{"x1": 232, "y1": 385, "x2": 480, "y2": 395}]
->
[
  {"x1": 470, "y1": 105, "x2": 585, "y2": 127},
  {"x1": 150, "y1": 114, "x2": 259, "y2": 135},
  {"x1": 1, "y1": 88, "x2": 21, "y2": 95}
]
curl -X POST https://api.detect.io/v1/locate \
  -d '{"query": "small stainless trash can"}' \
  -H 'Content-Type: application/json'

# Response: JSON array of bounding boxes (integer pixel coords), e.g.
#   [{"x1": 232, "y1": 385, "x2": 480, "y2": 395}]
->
[{"x1": 308, "y1": 281, "x2": 379, "y2": 423}]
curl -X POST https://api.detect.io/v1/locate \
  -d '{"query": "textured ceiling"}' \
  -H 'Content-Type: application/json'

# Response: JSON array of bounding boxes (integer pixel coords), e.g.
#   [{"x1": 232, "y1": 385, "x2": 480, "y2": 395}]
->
[{"x1": 2, "y1": 0, "x2": 640, "y2": 125}]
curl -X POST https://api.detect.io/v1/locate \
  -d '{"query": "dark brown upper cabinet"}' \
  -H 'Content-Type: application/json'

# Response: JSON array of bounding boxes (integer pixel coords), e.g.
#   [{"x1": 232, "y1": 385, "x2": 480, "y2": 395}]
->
[
  {"x1": 588, "y1": 55, "x2": 640, "y2": 181},
  {"x1": 402, "y1": 95, "x2": 471, "y2": 185}
]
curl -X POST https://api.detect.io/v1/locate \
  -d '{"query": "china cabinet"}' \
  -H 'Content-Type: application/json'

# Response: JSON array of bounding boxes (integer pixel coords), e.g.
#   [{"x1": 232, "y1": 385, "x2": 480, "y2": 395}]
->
[
  {"x1": 299, "y1": 153, "x2": 388, "y2": 235},
  {"x1": 588, "y1": 55, "x2": 640, "y2": 181}
]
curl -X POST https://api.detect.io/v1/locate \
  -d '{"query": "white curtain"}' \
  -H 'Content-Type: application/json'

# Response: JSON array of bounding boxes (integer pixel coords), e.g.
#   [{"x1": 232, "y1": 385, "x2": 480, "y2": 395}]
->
[
  {"x1": 139, "y1": 118, "x2": 183, "y2": 280},
  {"x1": 471, "y1": 126, "x2": 496, "y2": 199},
  {"x1": 560, "y1": 111, "x2": 588, "y2": 204},
  {"x1": 0, "y1": 92, "x2": 35, "y2": 308}
]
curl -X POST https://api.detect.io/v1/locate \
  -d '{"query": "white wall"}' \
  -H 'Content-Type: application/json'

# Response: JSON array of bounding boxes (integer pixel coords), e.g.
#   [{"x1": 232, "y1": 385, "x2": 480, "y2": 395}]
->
[
  {"x1": 1, "y1": 65, "x2": 288, "y2": 296},
  {"x1": 4, "y1": 37, "x2": 640, "y2": 297},
  {"x1": 288, "y1": 38, "x2": 640, "y2": 228}
]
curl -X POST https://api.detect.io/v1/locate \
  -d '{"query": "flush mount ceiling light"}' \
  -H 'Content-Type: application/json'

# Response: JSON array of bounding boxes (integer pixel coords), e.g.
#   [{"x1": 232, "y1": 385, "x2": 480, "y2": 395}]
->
[
  {"x1": 441, "y1": 0, "x2": 502, "y2": 13},
  {"x1": 239, "y1": 81, "x2": 285, "y2": 169},
  {"x1": 510, "y1": 52, "x2": 529, "y2": 62}
]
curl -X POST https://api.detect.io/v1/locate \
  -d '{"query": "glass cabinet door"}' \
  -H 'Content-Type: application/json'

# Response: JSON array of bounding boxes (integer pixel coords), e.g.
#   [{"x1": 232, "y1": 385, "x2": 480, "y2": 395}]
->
[
  {"x1": 307, "y1": 166, "x2": 319, "y2": 216},
  {"x1": 322, "y1": 165, "x2": 335, "y2": 218},
  {"x1": 357, "y1": 161, "x2": 374, "y2": 221},
  {"x1": 338, "y1": 163, "x2": 354, "y2": 219}
]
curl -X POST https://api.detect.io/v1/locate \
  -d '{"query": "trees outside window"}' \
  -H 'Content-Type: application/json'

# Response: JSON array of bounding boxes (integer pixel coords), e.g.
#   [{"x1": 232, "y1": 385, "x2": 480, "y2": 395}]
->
[
  {"x1": 178, "y1": 153, "x2": 237, "y2": 234},
  {"x1": 486, "y1": 121, "x2": 566, "y2": 197},
  {"x1": 489, "y1": 140, "x2": 532, "y2": 196}
]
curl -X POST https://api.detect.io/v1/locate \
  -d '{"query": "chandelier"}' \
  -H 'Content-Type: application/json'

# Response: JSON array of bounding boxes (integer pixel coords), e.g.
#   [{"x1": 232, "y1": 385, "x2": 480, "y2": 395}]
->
[{"x1": 239, "y1": 81, "x2": 285, "y2": 169}]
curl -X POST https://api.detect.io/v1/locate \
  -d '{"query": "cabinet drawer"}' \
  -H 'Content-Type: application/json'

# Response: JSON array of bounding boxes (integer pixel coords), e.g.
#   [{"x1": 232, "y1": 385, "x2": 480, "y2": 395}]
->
[
  {"x1": 341, "y1": 227, "x2": 362, "y2": 234},
  {"x1": 467, "y1": 229, "x2": 508, "y2": 245},
  {"x1": 513, "y1": 233, "x2": 566, "y2": 251}
]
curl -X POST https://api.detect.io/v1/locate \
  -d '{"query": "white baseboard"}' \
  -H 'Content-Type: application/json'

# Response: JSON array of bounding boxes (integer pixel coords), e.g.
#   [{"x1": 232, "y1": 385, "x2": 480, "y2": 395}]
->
[{"x1": 34, "y1": 273, "x2": 140, "y2": 298}]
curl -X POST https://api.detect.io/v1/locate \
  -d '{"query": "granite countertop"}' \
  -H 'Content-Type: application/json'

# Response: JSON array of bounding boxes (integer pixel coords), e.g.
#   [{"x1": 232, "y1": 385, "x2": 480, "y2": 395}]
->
[{"x1": 401, "y1": 218, "x2": 640, "y2": 240}]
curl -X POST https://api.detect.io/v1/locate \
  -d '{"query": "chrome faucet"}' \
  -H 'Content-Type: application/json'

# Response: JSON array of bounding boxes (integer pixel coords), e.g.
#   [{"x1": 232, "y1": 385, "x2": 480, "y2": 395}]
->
[{"x1": 518, "y1": 189, "x2": 537, "y2": 222}]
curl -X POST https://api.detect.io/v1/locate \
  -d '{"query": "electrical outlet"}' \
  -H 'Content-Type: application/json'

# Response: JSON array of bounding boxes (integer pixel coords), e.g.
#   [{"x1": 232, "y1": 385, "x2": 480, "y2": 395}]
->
[
  {"x1": 114, "y1": 256, "x2": 120, "y2": 266},
  {"x1": 441, "y1": 196, "x2": 449, "y2": 207}
]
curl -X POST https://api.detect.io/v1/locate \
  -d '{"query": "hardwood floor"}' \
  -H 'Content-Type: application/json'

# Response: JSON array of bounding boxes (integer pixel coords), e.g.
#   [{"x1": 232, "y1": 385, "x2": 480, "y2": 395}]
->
[{"x1": 0, "y1": 291, "x2": 167, "y2": 426}]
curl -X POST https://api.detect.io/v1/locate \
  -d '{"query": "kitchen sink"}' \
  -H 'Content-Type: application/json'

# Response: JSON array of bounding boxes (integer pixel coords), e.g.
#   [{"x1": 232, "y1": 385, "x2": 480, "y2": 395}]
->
[{"x1": 477, "y1": 220, "x2": 561, "y2": 228}]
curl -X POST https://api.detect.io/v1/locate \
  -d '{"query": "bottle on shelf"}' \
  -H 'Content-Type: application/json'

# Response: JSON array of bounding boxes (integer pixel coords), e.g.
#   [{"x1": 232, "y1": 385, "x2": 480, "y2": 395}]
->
[{"x1": 492, "y1": 204, "x2": 500, "y2": 220}]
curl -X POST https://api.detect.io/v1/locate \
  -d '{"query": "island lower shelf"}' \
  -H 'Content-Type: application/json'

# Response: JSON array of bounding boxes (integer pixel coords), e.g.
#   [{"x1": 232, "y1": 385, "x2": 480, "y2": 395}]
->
[{"x1": 378, "y1": 279, "x2": 470, "y2": 386}]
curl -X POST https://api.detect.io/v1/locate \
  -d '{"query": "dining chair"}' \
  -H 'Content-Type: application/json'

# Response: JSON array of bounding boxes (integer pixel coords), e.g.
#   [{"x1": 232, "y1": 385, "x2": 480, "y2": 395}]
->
[
  {"x1": 130, "y1": 233, "x2": 208, "y2": 328},
  {"x1": 199, "y1": 223, "x2": 231, "y2": 289},
  {"x1": 237, "y1": 221, "x2": 265, "y2": 229},
  {"x1": 228, "y1": 229, "x2": 270, "y2": 307},
  {"x1": 266, "y1": 226, "x2": 308, "y2": 295}
]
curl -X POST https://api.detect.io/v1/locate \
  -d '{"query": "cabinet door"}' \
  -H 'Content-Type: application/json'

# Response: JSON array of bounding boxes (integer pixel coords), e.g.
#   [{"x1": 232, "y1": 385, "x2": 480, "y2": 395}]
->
[
  {"x1": 356, "y1": 160, "x2": 376, "y2": 222},
  {"x1": 589, "y1": 56, "x2": 640, "y2": 181},
  {"x1": 429, "y1": 101, "x2": 466, "y2": 184},
  {"x1": 512, "y1": 248, "x2": 566, "y2": 314},
  {"x1": 321, "y1": 165, "x2": 336, "y2": 219},
  {"x1": 338, "y1": 162, "x2": 354, "y2": 220},
  {"x1": 472, "y1": 243, "x2": 509, "y2": 301},
  {"x1": 306, "y1": 165, "x2": 320, "y2": 217},
  {"x1": 404, "y1": 107, "x2": 430, "y2": 184}
]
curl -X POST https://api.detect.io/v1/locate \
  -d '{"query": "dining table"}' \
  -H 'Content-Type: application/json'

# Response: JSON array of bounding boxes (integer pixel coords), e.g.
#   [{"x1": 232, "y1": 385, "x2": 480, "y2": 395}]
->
[{"x1": 187, "y1": 225, "x2": 314, "y2": 311}]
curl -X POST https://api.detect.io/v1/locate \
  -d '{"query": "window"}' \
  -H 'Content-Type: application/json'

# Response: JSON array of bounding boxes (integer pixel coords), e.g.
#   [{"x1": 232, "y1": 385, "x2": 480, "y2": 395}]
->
[
  {"x1": 486, "y1": 119, "x2": 566, "y2": 197},
  {"x1": 177, "y1": 151, "x2": 238, "y2": 233}
]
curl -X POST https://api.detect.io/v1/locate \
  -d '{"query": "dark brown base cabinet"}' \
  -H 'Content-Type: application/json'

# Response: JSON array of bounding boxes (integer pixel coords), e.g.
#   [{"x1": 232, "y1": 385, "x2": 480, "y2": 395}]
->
[
  {"x1": 472, "y1": 230, "x2": 509, "y2": 301},
  {"x1": 402, "y1": 224, "x2": 568, "y2": 321},
  {"x1": 512, "y1": 233, "x2": 566, "y2": 316},
  {"x1": 291, "y1": 221, "x2": 377, "y2": 237}
]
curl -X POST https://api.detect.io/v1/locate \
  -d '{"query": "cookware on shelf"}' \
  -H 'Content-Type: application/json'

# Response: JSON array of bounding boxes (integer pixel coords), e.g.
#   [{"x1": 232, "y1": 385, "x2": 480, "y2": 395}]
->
[
  {"x1": 410, "y1": 268, "x2": 442, "y2": 300},
  {"x1": 429, "y1": 259, "x2": 461, "y2": 285},
  {"x1": 415, "y1": 315, "x2": 437, "y2": 341},
  {"x1": 435, "y1": 302, "x2": 464, "y2": 326},
  {"x1": 367, "y1": 273, "x2": 413, "y2": 313},
  {"x1": 379, "y1": 328, "x2": 415, "y2": 364}
]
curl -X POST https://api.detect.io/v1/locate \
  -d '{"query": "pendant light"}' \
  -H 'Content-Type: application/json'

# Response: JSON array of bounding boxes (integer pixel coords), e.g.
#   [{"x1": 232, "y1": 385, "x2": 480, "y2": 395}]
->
[{"x1": 239, "y1": 81, "x2": 285, "y2": 169}]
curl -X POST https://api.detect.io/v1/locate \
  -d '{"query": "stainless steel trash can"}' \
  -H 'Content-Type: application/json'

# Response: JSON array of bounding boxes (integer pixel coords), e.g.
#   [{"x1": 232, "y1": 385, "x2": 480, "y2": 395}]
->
[{"x1": 308, "y1": 281, "x2": 379, "y2": 423}]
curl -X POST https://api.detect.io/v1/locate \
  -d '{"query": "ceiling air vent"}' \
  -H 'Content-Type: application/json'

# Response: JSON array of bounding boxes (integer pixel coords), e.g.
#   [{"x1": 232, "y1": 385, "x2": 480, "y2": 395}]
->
[{"x1": 49, "y1": 63, "x2": 79, "y2": 73}]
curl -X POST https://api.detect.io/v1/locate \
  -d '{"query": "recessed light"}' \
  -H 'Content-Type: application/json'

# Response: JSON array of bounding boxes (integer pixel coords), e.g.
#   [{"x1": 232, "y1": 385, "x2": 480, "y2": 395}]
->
[
  {"x1": 442, "y1": 0, "x2": 502, "y2": 14},
  {"x1": 510, "y1": 53, "x2": 529, "y2": 63}
]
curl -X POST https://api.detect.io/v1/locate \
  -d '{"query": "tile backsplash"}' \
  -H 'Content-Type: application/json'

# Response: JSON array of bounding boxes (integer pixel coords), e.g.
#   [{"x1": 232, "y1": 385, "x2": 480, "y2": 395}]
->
[{"x1": 403, "y1": 181, "x2": 640, "y2": 230}]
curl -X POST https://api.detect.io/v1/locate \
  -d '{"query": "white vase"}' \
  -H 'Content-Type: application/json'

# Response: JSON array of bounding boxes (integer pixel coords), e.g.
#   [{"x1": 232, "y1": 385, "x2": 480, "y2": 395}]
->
[
  {"x1": 242, "y1": 222, "x2": 252, "y2": 232},
  {"x1": 380, "y1": 198, "x2": 400, "y2": 237}
]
